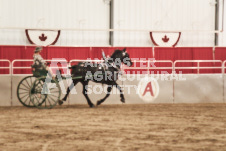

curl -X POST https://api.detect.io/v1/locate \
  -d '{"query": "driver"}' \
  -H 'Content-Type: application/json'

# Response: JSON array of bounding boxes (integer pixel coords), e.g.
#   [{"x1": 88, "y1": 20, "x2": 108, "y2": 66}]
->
[{"x1": 33, "y1": 47, "x2": 54, "y2": 79}]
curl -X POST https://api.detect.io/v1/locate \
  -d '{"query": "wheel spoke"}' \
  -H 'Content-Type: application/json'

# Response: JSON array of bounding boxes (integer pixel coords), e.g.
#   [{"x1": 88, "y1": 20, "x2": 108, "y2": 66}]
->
[
  {"x1": 30, "y1": 77, "x2": 32, "y2": 86},
  {"x1": 47, "y1": 98, "x2": 52, "y2": 106},
  {"x1": 20, "y1": 83, "x2": 30, "y2": 90},
  {"x1": 22, "y1": 95, "x2": 29, "y2": 101},
  {"x1": 37, "y1": 85, "x2": 43, "y2": 90},
  {"x1": 19, "y1": 87, "x2": 29, "y2": 91},
  {"x1": 28, "y1": 98, "x2": 31, "y2": 105},
  {"x1": 49, "y1": 93, "x2": 59, "y2": 98},
  {"x1": 50, "y1": 90, "x2": 60, "y2": 93},
  {"x1": 25, "y1": 78, "x2": 31, "y2": 88},
  {"x1": 34, "y1": 94, "x2": 41, "y2": 105},
  {"x1": 33, "y1": 94, "x2": 38, "y2": 102},
  {"x1": 38, "y1": 81, "x2": 43, "y2": 85},
  {"x1": 48, "y1": 95, "x2": 57, "y2": 103},
  {"x1": 20, "y1": 94, "x2": 29, "y2": 100},
  {"x1": 19, "y1": 91, "x2": 29, "y2": 95},
  {"x1": 23, "y1": 95, "x2": 30, "y2": 104}
]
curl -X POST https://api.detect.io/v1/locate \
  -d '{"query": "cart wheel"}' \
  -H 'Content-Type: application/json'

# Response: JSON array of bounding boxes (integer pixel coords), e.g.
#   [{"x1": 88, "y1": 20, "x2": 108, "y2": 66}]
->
[
  {"x1": 31, "y1": 77, "x2": 61, "y2": 109},
  {"x1": 17, "y1": 76, "x2": 36, "y2": 107}
]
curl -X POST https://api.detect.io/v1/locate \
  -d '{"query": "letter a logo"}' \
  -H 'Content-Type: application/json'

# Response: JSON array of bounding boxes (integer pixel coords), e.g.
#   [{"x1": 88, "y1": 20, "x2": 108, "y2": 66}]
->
[
  {"x1": 137, "y1": 77, "x2": 159, "y2": 103},
  {"x1": 142, "y1": 82, "x2": 154, "y2": 96}
]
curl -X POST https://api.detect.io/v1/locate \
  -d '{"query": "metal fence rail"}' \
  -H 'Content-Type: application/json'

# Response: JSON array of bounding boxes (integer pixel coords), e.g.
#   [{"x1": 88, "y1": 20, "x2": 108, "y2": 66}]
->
[
  {"x1": 11, "y1": 59, "x2": 70, "y2": 75},
  {"x1": 0, "y1": 59, "x2": 11, "y2": 75},
  {"x1": 122, "y1": 60, "x2": 174, "y2": 74},
  {"x1": 174, "y1": 60, "x2": 223, "y2": 74},
  {"x1": 0, "y1": 59, "x2": 225, "y2": 75}
]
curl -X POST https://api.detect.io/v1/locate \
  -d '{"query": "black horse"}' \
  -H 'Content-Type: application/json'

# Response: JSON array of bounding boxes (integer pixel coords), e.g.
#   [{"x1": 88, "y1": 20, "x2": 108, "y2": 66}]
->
[{"x1": 58, "y1": 48, "x2": 132, "y2": 107}]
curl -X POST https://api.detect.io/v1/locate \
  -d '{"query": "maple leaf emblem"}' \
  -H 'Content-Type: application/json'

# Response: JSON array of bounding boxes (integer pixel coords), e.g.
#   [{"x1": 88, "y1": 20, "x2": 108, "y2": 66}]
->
[
  {"x1": 162, "y1": 35, "x2": 169, "y2": 43},
  {"x1": 39, "y1": 33, "x2": 47, "y2": 41}
]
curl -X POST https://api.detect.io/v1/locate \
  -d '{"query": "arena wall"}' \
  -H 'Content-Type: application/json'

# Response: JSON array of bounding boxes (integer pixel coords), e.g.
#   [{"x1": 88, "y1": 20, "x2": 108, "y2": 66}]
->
[
  {"x1": 0, "y1": 76, "x2": 11, "y2": 106},
  {"x1": 224, "y1": 75, "x2": 226, "y2": 103},
  {"x1": 0, "y1": 45, "x2": 225, "y2": 106},
  {"x1": 0, "y1": 74, "x2": 225, "y2": 106},
  {"x1": 174, "y1": 74, "x2": 223, "y2": 103}
]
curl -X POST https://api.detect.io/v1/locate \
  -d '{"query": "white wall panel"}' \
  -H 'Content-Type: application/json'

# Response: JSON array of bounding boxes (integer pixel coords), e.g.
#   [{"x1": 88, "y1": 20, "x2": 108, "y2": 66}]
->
[
  {"x1": 0, "y1": 0, "x2": 110, "y2": 46},
  {"x1": 0, "y1": 0, "x2": 220, "y2": 46},
  {"x1": 174, "y1": 74, "x2": 223, "y2": 103},
  {"x1": 113, "y1": 0, "x2": 216, "y2": 46}
]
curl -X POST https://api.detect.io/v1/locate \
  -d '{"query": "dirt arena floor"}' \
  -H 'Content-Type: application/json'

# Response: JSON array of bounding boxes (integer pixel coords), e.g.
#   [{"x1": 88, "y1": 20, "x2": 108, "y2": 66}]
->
[{"x1": 0, "y1": 104, "x2": 226, "y2": 151}]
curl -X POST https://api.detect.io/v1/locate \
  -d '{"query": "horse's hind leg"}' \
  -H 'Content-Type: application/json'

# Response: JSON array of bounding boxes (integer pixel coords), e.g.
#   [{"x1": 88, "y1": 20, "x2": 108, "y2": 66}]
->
[
  {"x1": 82, "y1": 81, "x2": 95, "y2": 108},
  {"x1": 96, "y1": 85, "x2": 112, "y2": 106},
  {"x1": 58, "y1": 80, "x2": 78, "y2": 105}
]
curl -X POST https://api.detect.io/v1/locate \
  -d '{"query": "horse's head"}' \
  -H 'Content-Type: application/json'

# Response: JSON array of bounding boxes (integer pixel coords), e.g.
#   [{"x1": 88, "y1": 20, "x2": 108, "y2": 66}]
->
[
  {"x1": 121, "y1": 48, "x2": 132, "y2": 67},
  {"x1": 111, "y1": 48, "x2": 133, "y2": 67}
]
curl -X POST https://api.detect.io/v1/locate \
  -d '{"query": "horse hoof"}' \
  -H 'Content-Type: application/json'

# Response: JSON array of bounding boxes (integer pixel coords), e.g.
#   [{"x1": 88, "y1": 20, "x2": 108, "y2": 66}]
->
[
  {"x1": 96, "y1": 101, "x2": 101, "y2": 106},
  {"x1": 89, "y1": 104, "x2": 95, "y2": 108},
  {"x1": 121, "y1": 98, "x2": 125, "y2": 103},
  {"x1": 58, "y1": 100, "x2": 64, "y2": 105}
]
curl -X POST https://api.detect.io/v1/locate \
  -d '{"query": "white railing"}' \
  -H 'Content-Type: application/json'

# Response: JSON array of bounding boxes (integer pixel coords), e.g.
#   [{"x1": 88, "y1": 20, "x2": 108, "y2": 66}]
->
[
  {"x1": 174, "y1": 60, "x2": 223, "y2": 74},
  {"x1": 223, "y1": 61, "x2": 226, "y2": 103},
  {"x1": 69, "y1": 59, "x2": 104, "y2": 72},
  {"x1": 0, "y1": 27, "x2": 222, "y2": 33},
  {"x1": 0, "y1": 59, "x2": 225, "y2": 75},
  {"x1": 11, "y1": 59, "x2": 70, "y2": 75},
  {"x1": 223, "y1": 60, "x2": 226, "y2": 74},
  {"x1": 11, "y1": 59, "x2": 33, "y2": 75},
  {"x1": 0, "y1": 59, "x2": 11, "y2": 75},
  {"x1": 69, "y1": 59, "x2": 104, "y2": 64},
  {"x1": 123, "y1": 60, "x2": 174, "y2": 74}
]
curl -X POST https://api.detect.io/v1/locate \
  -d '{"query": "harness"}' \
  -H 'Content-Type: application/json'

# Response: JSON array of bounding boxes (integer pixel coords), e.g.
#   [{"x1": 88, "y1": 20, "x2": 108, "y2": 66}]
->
[
  {"x1": 97, "y1": 58, "x2": 122, "y2": 79},
  {"x1": 101, "y1": 50, "x2": 121, "y2": 74}
]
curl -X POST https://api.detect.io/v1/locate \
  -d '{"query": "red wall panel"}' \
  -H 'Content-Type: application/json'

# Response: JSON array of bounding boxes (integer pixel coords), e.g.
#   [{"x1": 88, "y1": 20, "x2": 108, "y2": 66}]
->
[
  {"x1": 215, "y1": 47, "x2": 226, "y2": 61},
  {"x1": 215, "y1": 47, "x2": 226, "y2": 73},
  {"x1": 0, "y1": 46, "x2": 225, "y2": 74}
]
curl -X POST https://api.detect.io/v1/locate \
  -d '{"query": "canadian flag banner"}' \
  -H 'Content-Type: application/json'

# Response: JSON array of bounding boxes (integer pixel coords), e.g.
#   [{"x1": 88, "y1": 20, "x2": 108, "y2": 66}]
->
[
  {"x1": 25, "y1": 29, "x2": 60, "y2": 46},
  {"x1": 150, "y1": 32, "x2": 181, "y2": 47}
]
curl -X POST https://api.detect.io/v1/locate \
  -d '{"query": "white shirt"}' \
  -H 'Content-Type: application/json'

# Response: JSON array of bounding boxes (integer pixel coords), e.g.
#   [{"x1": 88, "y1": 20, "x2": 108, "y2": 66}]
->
[{"x1": 33, "y1": 54, "x2": 46, "y2": 67}]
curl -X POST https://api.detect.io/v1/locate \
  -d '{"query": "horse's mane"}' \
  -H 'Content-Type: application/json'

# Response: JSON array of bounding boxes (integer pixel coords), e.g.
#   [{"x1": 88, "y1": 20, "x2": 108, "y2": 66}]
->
[{"x1": 110, "y1": 50, "x2": 121, "y2": 58}]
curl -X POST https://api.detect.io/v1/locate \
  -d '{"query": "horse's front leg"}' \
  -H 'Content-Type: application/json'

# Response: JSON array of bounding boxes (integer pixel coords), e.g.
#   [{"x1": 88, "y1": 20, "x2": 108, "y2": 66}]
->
[
  {"x1": 82, "y1": 81, "x2": 95, "y2": 108},
  {"x1": 113, "y1": 82, "x2": 125, "y2": 103},
  {"x1": 96, "y1": 85, "x2": 112, "y2": 106}
]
